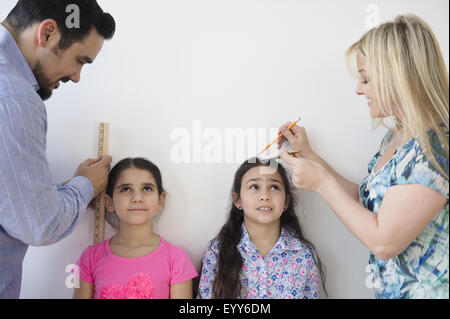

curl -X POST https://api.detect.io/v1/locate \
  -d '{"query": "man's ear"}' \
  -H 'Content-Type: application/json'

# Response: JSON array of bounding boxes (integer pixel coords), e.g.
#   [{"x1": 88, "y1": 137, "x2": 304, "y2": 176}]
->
[
  {"x1": 104, "y1": 194, "x2": 115, "y2": 213},
  {"x1": 37, "y1": 19, "x2": 60, "y2": 48},
  {"x1": 232, "y1": 192, "x2": 242, "y2": 210},
  {"x1": 157, "y1": 192, "x2": 167, "y2": 211}
]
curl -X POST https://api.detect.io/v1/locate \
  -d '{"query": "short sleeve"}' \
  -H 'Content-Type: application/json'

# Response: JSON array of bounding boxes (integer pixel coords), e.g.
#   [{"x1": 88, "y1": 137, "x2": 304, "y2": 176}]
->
[
  {"x1": 169, "y1": 247, "x2": 198, "y2": 285},
  {"x1": 75, "y1": 247, "x2": 94, "y2": 283},
  {"x1": 394, "y1": 140, "x2": 449, "y2": 199},
  {"x1": 197, "y1": 240, "x2": 220, "y2": 299}
]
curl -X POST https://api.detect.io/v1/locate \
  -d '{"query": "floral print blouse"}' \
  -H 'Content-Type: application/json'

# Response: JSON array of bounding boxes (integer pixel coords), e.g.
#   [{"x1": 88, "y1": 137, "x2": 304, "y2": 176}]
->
[
  {"x1": 197, "y1": 222, "x2": 320, "y2": 299},
  {"x1": 359, "y1": 129, "x2": 449, "y2": 299}
]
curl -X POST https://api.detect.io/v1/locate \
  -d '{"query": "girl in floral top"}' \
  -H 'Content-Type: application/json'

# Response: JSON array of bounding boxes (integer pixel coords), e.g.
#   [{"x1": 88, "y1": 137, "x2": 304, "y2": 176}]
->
[
  {"x1": 197, "y1": 158, "x2": 326, "y2": 299},
  {"x1": 279, "y1": 15, "x2": 448, "y2": 298}
]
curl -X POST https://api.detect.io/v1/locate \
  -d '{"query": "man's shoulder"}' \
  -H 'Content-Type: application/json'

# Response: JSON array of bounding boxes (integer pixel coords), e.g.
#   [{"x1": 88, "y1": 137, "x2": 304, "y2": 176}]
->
[
  {"x1": 0, "y1": 68, "x2": 45, "y2": 130},
  {"x1": 0, "y1": 63, "x2": 39, "y2": 102}
]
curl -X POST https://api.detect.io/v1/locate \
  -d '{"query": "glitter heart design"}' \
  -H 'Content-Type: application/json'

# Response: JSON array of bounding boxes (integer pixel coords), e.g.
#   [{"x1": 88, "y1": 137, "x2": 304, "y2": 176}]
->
[{"x1": 99, "y1": 273, "x2": 155, "y2": 299}]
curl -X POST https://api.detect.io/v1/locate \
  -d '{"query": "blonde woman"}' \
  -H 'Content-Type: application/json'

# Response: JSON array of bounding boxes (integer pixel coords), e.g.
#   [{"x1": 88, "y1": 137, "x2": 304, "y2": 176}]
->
[{"x1": 279, "y1": 15, "x2": 448, "y2": 299}]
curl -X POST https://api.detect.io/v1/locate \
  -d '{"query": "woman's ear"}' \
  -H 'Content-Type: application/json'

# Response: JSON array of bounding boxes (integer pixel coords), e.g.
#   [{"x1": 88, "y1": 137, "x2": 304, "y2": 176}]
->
[
  {"x1": 104, "y1": 194, "x2": 115, "y2": 213},
  {"x1": 157, "y1": 192, "x2": 167, "y2": 211},
  {"x1": 232, "y1": 192, "x2": 243, "y2": 210}
]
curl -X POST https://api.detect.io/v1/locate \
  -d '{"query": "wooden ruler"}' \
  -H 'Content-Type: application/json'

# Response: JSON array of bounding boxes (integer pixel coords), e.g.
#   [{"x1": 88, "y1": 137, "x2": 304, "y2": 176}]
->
[{"x1": 93, "y1": 122, "x2": 109, "y2": 244}]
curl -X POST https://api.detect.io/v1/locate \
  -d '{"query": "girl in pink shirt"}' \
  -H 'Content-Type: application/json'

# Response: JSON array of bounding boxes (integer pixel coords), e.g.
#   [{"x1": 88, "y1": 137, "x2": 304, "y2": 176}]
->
[{"x1": 73, "y1": 158, "x2": 198, "y2": 299}]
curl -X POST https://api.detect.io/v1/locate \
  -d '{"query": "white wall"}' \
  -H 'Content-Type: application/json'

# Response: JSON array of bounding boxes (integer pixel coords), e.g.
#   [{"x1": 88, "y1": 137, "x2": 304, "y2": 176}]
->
[{"x1": 0, "y1": 0, "x2": 447, "y2": 299}]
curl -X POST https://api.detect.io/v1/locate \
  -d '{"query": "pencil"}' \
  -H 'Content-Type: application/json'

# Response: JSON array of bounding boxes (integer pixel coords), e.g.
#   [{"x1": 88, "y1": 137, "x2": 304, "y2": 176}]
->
[{"x1": 258, "y1": 117, "x2": 301, "y2": 155}]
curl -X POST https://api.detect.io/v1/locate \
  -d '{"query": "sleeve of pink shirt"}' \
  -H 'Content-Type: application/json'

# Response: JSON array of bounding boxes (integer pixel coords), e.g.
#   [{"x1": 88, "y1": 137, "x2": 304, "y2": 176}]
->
[
  {"x1": 75, "y1": 245, "x2": 95, "y2": 283},
  {"x1": 169, "y1": 244, "x2": 198, "y2": 285}
]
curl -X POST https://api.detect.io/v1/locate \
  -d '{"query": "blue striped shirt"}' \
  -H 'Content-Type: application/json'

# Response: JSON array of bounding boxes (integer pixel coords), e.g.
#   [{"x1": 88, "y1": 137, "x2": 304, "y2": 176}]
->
[{"x1": 0, "y1": 25, "x2": 94, "y2": 298}]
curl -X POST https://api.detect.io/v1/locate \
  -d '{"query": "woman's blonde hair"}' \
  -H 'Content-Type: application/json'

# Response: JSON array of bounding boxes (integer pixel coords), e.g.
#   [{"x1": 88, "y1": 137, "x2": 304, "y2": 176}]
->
[{"x1": 346, "y1": 14, "x2": 449, "y2": 179}]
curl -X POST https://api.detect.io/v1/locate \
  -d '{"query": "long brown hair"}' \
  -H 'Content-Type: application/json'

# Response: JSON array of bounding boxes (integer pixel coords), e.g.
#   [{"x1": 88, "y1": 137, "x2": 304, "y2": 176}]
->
[{"x1": 208, "y1": 158, "x2": 327, "y2": 298}]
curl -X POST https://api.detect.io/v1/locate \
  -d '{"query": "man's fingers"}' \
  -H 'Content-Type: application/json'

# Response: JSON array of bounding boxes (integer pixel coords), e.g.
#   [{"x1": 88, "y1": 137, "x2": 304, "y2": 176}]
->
[
  {"x1": 99, "y1": 155, "x2": 112, "y2": 166},
  {"x1": 89, "y1": 155, "x2": 112, "y2": 167},
  {"x1": 83, "y1": 158, "x2": 99, "y2": 166}
]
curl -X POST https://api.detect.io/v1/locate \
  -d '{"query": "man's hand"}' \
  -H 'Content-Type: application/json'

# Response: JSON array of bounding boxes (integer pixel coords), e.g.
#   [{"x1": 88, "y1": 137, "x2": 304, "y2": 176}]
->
[{"x1": 74, "y1": 156, "x2": 112, "y2": 198}]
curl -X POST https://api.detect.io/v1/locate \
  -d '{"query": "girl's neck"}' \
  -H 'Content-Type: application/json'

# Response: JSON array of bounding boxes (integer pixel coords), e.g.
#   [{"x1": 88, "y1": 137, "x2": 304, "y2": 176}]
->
[
  {"x1": 115, "y1": 223, "x2": 159, "y2": 246},
  {"x1": 244, "y1": 219, "x2": 281, "y2": 256}
]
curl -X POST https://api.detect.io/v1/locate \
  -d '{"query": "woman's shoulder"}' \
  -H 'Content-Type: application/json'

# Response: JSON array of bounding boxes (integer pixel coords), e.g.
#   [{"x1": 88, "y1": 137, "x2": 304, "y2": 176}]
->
[
  {"x1": 398, "y1": 130, "x2": 448, "y2": 172},
  {"x1": 426, "y1": 127, "x2": 449, "y2": 166},
  {"x1": 393, "y1": 130, "x2": 449, "y2": 197}
]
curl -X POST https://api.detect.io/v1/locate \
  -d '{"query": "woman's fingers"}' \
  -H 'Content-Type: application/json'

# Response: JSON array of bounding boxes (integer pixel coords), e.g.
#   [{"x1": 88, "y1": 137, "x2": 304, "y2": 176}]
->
[{"x1": 280, "y1": 150, "x2": 298, "y2": 167}]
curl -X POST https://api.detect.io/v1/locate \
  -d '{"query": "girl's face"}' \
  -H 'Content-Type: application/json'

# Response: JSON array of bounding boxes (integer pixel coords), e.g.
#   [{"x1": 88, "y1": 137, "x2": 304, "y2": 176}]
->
[
  {"x1": 105, "y1": 167, "x2": 165, "y2": 227},
  {"x1": 355, "y1": 54, "x2": 384, "y2": 119},
  {"x1": 234, "y1": 166, "x2": 289, "y2": 227}
]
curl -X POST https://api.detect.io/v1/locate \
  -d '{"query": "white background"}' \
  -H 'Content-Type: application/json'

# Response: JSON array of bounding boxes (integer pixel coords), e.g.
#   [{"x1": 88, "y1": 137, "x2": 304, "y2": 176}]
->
[{"x1": 0, "y1": 0, "x2": 448, "y2": 299}]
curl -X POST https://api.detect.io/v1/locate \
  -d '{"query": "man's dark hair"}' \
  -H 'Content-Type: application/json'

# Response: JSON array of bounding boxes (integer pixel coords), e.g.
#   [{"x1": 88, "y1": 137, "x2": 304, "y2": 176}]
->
[{"x1": 6, "y1": 0, "x2": 115, "y2": 49}]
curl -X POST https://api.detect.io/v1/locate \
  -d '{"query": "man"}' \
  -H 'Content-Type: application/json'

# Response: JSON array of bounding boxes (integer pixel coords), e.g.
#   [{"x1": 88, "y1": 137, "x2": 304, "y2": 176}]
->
[{"x1": 0, "y1": 0, "x2": 115, "y2": 298}]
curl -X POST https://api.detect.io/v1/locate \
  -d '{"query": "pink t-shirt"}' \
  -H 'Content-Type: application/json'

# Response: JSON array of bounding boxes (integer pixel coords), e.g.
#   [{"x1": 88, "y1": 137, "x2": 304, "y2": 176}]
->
[{"x1": 76, "y1": 237, "x2": 198, "y2": 299}]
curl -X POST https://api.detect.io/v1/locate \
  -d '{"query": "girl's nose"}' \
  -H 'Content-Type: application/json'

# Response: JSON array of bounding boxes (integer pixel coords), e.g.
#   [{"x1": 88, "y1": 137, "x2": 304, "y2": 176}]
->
[
  {"x1": 131, "y1": 193, "x2": 144, "y2": 203},
  {"x1": 259, "y1": 191, "x2": 270, "y2": 201}
]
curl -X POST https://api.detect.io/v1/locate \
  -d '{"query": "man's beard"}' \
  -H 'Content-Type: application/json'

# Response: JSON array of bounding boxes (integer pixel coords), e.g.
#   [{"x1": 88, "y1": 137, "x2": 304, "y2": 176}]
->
[
  {"x1": 32, "y1": 60, "x2": 70, "y2": 101},
  {"x1": 33, "y1": 62, "x2": 54, "y2": 101}
]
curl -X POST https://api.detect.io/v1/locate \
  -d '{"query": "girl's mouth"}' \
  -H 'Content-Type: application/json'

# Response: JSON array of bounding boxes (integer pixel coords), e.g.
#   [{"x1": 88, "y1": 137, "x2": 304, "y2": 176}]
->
[{"x1": 257, "y1": 206, "x2": 273, "y2": 212}]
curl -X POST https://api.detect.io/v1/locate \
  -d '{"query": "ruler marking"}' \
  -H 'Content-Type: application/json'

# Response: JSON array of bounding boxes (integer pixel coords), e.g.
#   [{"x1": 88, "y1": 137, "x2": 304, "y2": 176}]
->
[{"x1": 93, "y1": 122, "x2": 109, "y2": 244}]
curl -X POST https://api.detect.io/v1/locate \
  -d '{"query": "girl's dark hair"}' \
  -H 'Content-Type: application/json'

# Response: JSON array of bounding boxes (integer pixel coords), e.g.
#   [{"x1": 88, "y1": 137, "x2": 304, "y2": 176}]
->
[
  {"x1": 208, "y1": 158, "x2": 327, "y2": 298},
  {"x1": 105, "y1": 157, "x2": 166, "y2": 229},
  {"x1": 6, "y1": 0, "x2": 115, "y2": 50}
]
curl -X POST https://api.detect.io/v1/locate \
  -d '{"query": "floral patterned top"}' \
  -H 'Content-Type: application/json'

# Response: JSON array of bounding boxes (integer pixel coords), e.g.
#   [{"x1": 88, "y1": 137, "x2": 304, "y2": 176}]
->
[
  {"x1": 359, "y1": 129, "x2": 449, "y2": 299},
  {"x1": 197, "y1": 222, "x2": 320, "y2": 299}
]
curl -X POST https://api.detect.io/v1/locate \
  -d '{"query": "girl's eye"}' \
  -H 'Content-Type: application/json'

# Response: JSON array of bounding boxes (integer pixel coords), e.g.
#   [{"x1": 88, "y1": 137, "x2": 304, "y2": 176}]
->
[
  {"x1": 143, "y1": 186, "x2": 153, "y2": 192},
  {"x1": 249, "y1": 184, "x2": 259, "y2": 190},
  {"x1": 271, "y1": 185, "x2": 280, "y2": 190},
  {"x1": 362, "y1": 79, "x2": 369, "y2": 84},
  {"x1": 120, "y1": 187, "x2": 130, "y2": 192}
]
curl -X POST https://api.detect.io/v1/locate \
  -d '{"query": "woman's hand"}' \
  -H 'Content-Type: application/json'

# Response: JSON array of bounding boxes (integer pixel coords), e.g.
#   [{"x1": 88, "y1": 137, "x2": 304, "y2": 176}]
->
[
  {"x1": 280, "y1": 150, "x2": 331, "y2": 193},
  {"x1": 277, "y1": 123, "x2": 315, "y2": 159}
]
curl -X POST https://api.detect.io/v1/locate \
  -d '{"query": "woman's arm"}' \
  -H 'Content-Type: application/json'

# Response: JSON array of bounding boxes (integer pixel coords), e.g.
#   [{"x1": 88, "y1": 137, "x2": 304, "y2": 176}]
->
[
  {"x1": 170, "y1": 280, "x2": 193, "y2": 299},
  {"x1": 309, "y1": 152, "x2": 360, "y2": 200},
  {"x1": 281, "y1": 153, "x2": 447, "y2": 260},
  {"x1": 73, "y1": 280, "x2": 94, "y2": 299}
]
